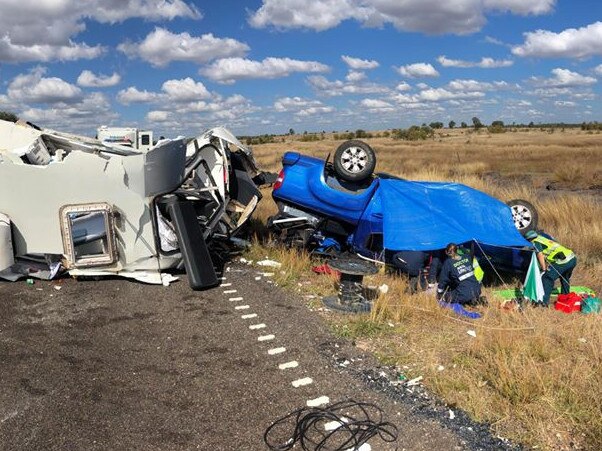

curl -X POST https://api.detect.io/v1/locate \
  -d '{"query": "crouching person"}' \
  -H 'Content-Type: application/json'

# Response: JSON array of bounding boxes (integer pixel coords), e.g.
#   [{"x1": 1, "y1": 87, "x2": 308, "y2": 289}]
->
[
  {"x1": 524, "y1": 230, "x2": 577, "y2": 306},
  {"x1": 437, "y1": 243, "x2": 482, "y2": 306},
  {"x1": 392, "y1": 250, "x2": 429, "y2": 294}
]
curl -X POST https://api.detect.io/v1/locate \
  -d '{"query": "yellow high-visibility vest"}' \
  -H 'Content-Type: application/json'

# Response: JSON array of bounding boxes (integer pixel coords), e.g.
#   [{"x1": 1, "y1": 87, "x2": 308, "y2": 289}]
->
[
  {"x1": 532, "y1": 236, "x2": 574, "y2": 263},
  {"x1": 473, "y1": 258, "x2": 484, "y2": 283}
]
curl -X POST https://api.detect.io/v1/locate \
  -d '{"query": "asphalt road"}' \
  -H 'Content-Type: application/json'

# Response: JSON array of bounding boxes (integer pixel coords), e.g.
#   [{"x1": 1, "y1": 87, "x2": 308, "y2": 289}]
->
[{"x1": 0, "y1": 266, "x2": 513, "y2": 450}]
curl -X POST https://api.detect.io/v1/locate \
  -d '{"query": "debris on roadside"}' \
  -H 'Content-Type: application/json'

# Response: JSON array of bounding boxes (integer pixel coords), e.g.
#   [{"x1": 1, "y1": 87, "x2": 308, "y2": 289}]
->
[
  {"x1": 257, "y1": 259, "x2": 282, "y2": 268},
  {"x1": 406, "y1": 376, "x2": 424, "y2": 387}
]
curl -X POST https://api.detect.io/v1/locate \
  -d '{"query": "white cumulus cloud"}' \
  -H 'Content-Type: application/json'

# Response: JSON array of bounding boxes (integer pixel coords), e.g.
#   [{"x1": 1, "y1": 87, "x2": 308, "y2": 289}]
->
[
  {"x1": 0, "y1": 37, "x2": 104, "y2": 63},
  {"x1": 19, "y1": 91, "x2": 118, "y2": 133},
  {"x1": 447, "y1": 79, "x2": 510, "y2": 91},
  {"x1": 341, "y1": 55, "x2": 379, "y2": 70},
  {"x1": 249, "y1": 0, "x2": 555, "y2": 35},
  {"x1": 7, "y1": 67, "x2": 82, "y2": 104},
  {"x1": 595, "y1": 64, "x2": 602, "y2": 76},
  {"x1": 437, "y1": 55, "x2": 513, "y2": 68},
  {"x1": 200, "y1": 57, "x2": 329, "y2": 84},
  {"x1": 77, "y1": 70, "x2": 121, "y2": 88},
  {"x1": 397, "y1": 63, "x2": 439, "y2": 78},
  {"x1": 161, "y1": 78, "x2": 211, "y2": 101},
  {"x1": 117, "y1": 87, "x2": 160, "y2": 104},
  {"x1": 147, "y1": 111, "x2": 171, "y2": 122},
  {"x1": 359, "y1": 98, "x2": 395, "y2": 112},
  {"x1": 117, "y1": 78, "x2": 211, "y2": 104},
  {"x1": 554, "y1": 100, "x2": 577, "y2": 107},
  {"x1": 307, "y1": 75, "x2": 389, "y2": 97},
  {"x1": 483, "y1": 0, "x2": 555, "y2": 15},
  {"x1": 530, "y1": 68, "x2": 597, "y2": 88},
  {"x1": 346, "y1": 71, "x2": 367, "y2": 82},
  {"x1": 274, "y1": 97, "x2": 325, "y2": 112},
  {"x1": 416, "y1": 88, "x2": 485, "y2": 102},
  {"x1": 512, "y1": 22, "x2": 602, "y2": 58},
  {"x1": 396, "y1": 81, "x2": 412, "y2": 91},
  {"x1": 118, "y1": 28, "x2": 249, "y2": 67},
  {"x1": 0, "y1": 1, "x2": 200, "y2": 63}
]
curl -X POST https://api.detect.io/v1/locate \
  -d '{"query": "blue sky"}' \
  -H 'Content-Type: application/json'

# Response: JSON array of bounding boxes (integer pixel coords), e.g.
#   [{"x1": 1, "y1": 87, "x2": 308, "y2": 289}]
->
[{"x1": 0, "y1": 0, "x2": 601, "y2": 137}]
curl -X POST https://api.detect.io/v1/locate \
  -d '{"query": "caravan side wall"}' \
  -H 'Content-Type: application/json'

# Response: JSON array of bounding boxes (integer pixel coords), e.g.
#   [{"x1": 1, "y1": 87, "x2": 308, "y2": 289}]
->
[{"x1": 0, "y1": 213, "x2": 15, "y2": 271}]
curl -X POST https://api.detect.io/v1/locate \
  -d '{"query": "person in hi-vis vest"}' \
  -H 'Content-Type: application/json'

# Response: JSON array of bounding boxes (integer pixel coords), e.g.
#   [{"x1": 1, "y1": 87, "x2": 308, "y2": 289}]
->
[{"x1": 525, "y1": 230, "x2": 577, "y2": 306}]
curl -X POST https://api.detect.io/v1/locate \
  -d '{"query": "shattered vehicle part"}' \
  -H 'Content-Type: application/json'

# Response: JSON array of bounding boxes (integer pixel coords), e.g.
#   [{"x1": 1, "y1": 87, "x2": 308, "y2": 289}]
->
[{"x1": 0, "y1": 120, "x2": 269, "y2": 289}]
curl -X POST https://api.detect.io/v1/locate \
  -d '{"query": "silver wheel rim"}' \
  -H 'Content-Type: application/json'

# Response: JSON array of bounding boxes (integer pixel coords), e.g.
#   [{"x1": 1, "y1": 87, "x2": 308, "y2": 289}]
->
[
  {"x1": 341, "y1": 146, "x2": 368, "y2": 174},
  {"x1": 511, "y1": 205, "x2": 532, "y2": 230}
]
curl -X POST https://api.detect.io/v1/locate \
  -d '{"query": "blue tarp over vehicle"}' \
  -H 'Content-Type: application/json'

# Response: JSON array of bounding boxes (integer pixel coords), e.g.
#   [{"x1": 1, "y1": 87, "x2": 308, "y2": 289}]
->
[{"x1": 378, "y1": 179, "x2": 530, "y2": 251}]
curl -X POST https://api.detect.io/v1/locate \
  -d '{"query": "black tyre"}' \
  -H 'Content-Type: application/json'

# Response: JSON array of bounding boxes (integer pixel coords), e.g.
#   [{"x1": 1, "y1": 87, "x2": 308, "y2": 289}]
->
[
  {"x1": 507, "y1": 199, "x2": 538, "y2": 235},
  {"x1": 333, "y1": 140, "x2": 376, "y2": 182}
]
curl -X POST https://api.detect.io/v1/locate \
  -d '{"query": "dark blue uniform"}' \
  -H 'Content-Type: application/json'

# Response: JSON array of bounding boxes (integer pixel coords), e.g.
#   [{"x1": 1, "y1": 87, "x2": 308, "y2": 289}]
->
[
  {"x1": 392, "y1": 251, "x2": 429, "y2": 293},
  {"x1": 437, "y1": 256, "x2": 481, "y2": 304}
]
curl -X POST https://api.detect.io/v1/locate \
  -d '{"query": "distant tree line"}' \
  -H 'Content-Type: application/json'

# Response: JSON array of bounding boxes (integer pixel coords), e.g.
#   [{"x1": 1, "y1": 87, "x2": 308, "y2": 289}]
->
[
  {"x1": 581, "y1": 121, "x2": 602, "y2": 131},
  {"x1": 391, "y1": 125, "x2": 434, "y2": 141}
]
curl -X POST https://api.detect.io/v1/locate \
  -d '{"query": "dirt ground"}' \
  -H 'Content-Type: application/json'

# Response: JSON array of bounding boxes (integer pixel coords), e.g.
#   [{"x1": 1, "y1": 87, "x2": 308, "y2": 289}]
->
[{"x1": 0, "y1": 266, "x2": 516, "y2": 451}]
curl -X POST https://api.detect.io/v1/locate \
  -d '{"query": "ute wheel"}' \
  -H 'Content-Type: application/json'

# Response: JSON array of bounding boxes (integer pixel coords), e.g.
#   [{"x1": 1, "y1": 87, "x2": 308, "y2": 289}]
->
[
  {"x1": 333, "y1": 140, "x2": 376, "y2": 182},
  {"x1": 507, "y1": 199, "x2": 538, "y2": 235}
]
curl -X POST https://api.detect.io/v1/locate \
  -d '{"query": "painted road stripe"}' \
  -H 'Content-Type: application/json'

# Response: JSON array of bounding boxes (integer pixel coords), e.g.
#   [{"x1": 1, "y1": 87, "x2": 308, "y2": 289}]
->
[
  {"x1": 324, "y1": 416, "x2": 350, "y2": 430},
  {"x1": 258, "y1": 334, "x2": 275, "y2": 342},
  {"x1": 292, "y1": 377, "x2": 313, "y2": 388},
  {"x1": 268, "y1": 347, "x2": 286, "y2": 355},
  {"x1": 229, "y1": 297, "x2": 244, "y2": 302},
  {"x1": 241, "y1": 314, "x2": 257, "y2": 319},
  {"x1": 223, "y1": 289, "x2": 237, "y2": 294},
  {"x1": 278, "y1": 361, "x2": 299, "y2": 370},
  {"x1": 249, "y1": 323, "x2": 266, "y2": 330},
  {"x1": 308, "y1": 396, "x2": 331, "y2": 408},
  {"x1": 235, "y1": 305, "x2": 250, "y2": 310},
  {"x1": 220, "y1": 283, "x2": 232, "y2": 287}
]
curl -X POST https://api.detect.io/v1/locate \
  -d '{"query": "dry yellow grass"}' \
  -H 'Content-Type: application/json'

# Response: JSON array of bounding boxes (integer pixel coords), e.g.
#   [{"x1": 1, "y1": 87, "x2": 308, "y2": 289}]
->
[{"x1": 246, "y1": 128, "x2": 602, "y2": 449}]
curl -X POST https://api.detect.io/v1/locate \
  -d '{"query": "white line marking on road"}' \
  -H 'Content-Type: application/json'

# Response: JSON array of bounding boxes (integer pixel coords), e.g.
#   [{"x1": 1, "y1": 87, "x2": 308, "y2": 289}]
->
[
  {"x1": 223, "y1": 289, "x2": 237, "y2": 294},
  {"x1": 258, "y1": 334, "x2": 275, "y2": 342},
  {"x1": 241, "y1": 314, "x2": 257, "y2": 319},
  {"x1": 309, "y1": 397, "x2": 331, "y2": 408},
  {"x1": 219, "y1": 277, "x2": 227, "y2": 281},
  {"x1": 249, "y1": 323, "x2": 266, "y2": 330},
  {"x1": 235, "y1": 305, "x2": 250, "y2": 310},
  {"x1": 229, "y1": 297, "x2": 243, "y2": 302},
  {"x1": 268, "y1": 347, "x2": 286, "y2": 355},
  {"x1": 323, "y1": 416, "x2": 349, "y2": 430},
  {"x1": 220, "y1": 283, "x2": 232, "y2": 287},
  {"x1": 278, "y1": 361, "x2": 299, "y2": 370},
  {"x1": 292, "y1": 377, "x2": 313, "y2": 388}
]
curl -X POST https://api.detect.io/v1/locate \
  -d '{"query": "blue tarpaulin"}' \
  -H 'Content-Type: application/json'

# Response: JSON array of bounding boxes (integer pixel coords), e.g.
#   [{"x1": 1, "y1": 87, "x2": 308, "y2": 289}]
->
[{"x1": 378, "y1": 179, "x2": 530, "y2": 251}]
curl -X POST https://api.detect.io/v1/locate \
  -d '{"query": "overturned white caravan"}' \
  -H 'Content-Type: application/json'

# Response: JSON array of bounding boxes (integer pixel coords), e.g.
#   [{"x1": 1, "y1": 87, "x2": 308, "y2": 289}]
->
[{"x1": 0, "y1": 120, "x2": 271, "y2": 289}]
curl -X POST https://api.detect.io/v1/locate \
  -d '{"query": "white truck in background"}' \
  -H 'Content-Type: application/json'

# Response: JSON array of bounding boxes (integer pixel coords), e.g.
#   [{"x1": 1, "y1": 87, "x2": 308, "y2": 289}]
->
[{"x1": 97, "y1": 126, "x2": 153, "y2": 152}]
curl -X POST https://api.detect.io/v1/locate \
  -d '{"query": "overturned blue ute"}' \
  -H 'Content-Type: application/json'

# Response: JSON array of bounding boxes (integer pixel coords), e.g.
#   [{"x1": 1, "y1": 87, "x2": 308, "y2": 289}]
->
[{"x1": 268, "y1": 140, "x2": 536, "y2": 279}]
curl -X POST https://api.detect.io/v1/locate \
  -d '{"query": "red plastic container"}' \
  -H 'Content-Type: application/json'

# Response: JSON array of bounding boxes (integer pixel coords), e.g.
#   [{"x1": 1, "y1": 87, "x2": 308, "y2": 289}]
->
[{"x1": 554, "y1": 293, "x2": 582, "y2": 314}]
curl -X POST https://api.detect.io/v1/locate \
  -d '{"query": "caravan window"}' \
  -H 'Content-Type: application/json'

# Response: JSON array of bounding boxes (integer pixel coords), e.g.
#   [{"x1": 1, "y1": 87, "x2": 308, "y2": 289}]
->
[{"x1": 60, "y1": 203, "x2": 117, "y2": 267}]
